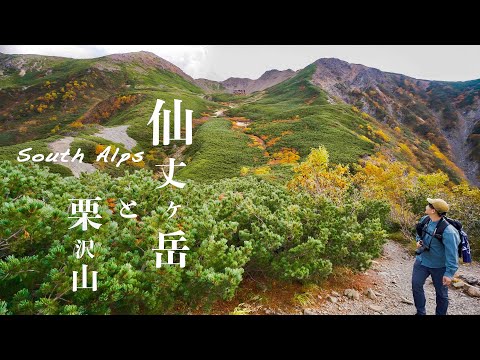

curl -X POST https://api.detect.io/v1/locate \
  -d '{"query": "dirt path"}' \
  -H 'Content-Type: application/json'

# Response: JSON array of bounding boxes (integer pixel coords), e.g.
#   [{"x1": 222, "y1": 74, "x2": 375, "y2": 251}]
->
[
  {"x1": 93, "y1": 125, "x2": 137, "y2": 151},
  {"x1": 213, "y1": 109, "x2": 227, "y2": 117},
  {"x1": 236, "y1": 121, "x2": 249, "y2": 127},
  {"x1": 157, "y1": 144, "x2": 187, "y2": 166},
  {"x1": 213, "y1": 101, "x2": 242, "y2": 118},
  {"x1": 247, "y1": 134, "x2": 266, "y2": 150},
  {"x1": 48, "y1": 137, "x2": 96, "y2": 177},
  {"x1": 310, "y1": 241, "x2": 480, "y2": 315}
]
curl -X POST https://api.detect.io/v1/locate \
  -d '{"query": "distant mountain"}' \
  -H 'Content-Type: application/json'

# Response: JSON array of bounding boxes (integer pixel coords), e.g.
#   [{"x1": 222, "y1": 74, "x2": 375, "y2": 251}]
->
[
  {"x1": 195, "y1": 78, "x2": 226, "y2": 93},
  {"x1": 196, "y1": 69, "x2": 296, "y2": 94},
  {"x1": 307, "y1": 58, "x2": 480, "y2": 185},
  {"x1": 0, "y1": 51, "x2": 196, "y2": 84},
  {"x1": 101, "y1": 51, "x2": 196, "y2": 83},
  {"x1": 0, "y1": 51, "x2": 204, "y2": 146},
  {"x1": 1, "y1": 51, "x2": 479, "y2": 185}
]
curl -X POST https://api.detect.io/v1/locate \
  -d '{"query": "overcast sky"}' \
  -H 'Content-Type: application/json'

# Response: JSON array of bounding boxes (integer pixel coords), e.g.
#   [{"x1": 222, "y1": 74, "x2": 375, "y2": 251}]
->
[{"x1": 1, "y1": 45, "x2": 479, "y2": 82}]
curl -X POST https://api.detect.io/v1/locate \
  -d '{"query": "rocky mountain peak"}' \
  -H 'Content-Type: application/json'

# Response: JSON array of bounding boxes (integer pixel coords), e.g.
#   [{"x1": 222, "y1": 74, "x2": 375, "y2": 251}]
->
[
  {"x1": 307, "y1": 57, "x2": 480, "y2": 185},
  {"x1": 258, "y1": 68, "x2": 295, "y2": 80},
  {"x1": 101, "y1": 51, "x2": 194, "y2": 82},
  {"x1": 313, "y1": 57, "x2": 387, "y2": 86},
  {"x1": 217, "y1": 69, "x2": 296, "y2": 94}
]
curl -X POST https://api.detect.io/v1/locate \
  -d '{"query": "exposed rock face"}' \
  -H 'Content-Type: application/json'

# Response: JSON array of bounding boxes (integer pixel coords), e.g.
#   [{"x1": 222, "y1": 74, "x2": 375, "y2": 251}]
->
[
  {"x1": 199, "y1": 69, "x2": 297, "y2": 95},
  {"x1": 195, "y1": 78, "x2": 226, "y2": 93},
  {"x1": 310, "y1": 58, "x2": 480, "y2": 185},
  {"x1": 0, "y1": 52, "x2": 66, "y2": 79}
]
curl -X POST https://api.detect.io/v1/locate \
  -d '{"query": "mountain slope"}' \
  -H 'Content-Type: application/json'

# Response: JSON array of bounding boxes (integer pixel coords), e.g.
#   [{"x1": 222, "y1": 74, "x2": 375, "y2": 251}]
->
[
  {"x1": 309, "y1": 58, "x2": 480, "y2": 185},
  {"x1": 226, "y1": 63, "x2": 474, "y2": 185},
  {"x1": 0, "y1": 51, "x2": 207, "y2": 147},
  {"x1": 195, "y1": 78, "x2": 226, "y2": 93},
  {"x1": 1, "y1": 51, "x2": 478, "y2": 186}
]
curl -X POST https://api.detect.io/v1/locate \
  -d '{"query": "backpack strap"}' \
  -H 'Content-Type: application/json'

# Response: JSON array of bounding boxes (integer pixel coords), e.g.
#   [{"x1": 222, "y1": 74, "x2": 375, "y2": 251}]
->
[
  {"x1": 433, "y1": 217, "x2": 449, "y2": 243},
  {"x1": 416, "y1": 216, "x2": 448, "y2": 245},
  {"x1": 421, "y1": 216, "x2": 430, "y2": 226},
  {"x1": 419, "y1": 217, "x2": 446, "y2": 249},
  {"x1": 419, "y1": 216, "x2": 430, "y2": 238},
  {"x1": 444, "y1": 217, "x2": 462, "y2": 231},
  {"x1": 417, "y1": 216, "x2": 430, "y2": 237}
]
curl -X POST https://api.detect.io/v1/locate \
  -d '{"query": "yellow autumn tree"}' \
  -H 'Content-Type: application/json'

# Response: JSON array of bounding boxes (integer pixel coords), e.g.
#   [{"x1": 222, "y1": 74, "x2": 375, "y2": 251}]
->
[
  {"x1": 450, "y1": 183, "x2": 480, "y2": 255},
  {"x1": 353, "y1": 153, "x2": 417, "y2": 238},
  {"x1": 398, "y1": 143, "x2": 415, "y2": 160},
  {"x1": 374, "y1": 129, "x2": 390, "y2": 142},
  {"x1": 353, "y1": 153, "x2": 415, "y2": 203},
  {"x1": 95, "y1": 144, "x2": 107, "y2": 155},
  {"x1": 429, "y1": 144, "x2": 465, "y2": 179},
  {"x1": 407, "y1": 170, "x2": 451, "y2": 217},
  {"x1": 69, "y1": 120, "x2": 83, "y2": 128},
  {"x1": 268, "y1": 148, "x2": 300, "y2": 165},
  {"x1": 240, "y1": 167, "x2": 250, "y2": 176},
  {"x1": 254, "y1": 166, "x2": 271, "y2": 175},
  {"x1": 288, "y1": 146, "x2": 351, "y2": 205}
]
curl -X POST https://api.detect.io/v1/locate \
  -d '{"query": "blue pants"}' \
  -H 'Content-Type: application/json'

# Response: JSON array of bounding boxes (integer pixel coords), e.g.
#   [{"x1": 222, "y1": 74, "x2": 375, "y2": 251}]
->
[{"x1": 411, "y1": 259, "x2": 448, "y2": 315}]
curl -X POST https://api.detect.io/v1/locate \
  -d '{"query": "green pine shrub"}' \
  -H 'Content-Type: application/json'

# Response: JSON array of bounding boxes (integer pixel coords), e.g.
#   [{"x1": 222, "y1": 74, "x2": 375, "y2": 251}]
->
[{"x1": 0, "y1": 161, "x2": 387, "y2": 314}]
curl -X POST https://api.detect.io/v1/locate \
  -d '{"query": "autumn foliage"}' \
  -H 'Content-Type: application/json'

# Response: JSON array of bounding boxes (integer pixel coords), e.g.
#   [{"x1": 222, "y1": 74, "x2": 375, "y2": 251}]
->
[
  {"x1": 288, "y1": 146, "x2": 480, "y2": 256},
  {"x1": 80, "y1": 94, "x2": 139, "y2": 124},
  {"x1": 268, "y1": 148, "x2": 300, "y2": 165},
  {"x1": 288, "y1": 146, "x2": 351, "y2": 205}
]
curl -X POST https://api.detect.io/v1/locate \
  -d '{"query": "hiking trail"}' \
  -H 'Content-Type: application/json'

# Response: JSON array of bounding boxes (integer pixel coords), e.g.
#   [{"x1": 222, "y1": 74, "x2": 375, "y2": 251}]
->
[{"x1": 304, "y1": 240, "x2": 480, "y2": 315}]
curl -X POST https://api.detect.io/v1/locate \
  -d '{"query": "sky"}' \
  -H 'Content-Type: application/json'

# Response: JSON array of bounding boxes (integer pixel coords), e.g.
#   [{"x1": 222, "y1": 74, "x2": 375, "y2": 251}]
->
[{"x1": 1, "y1": 45, "x2": 479, "y2": 82}]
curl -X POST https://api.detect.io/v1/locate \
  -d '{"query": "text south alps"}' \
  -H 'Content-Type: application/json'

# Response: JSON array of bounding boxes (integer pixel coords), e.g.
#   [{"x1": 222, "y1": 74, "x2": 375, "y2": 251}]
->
[{"x1": 17, "y1": 147, "x2": 144, "y2": 167}]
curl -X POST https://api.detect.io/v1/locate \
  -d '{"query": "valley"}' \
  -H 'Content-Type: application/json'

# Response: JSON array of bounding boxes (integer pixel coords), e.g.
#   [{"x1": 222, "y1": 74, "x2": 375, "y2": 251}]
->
[
  {"x1": 1, "y1": 50, "x2": 479, "y2": 315},
  {"x1": 1, "y1": 51, "x2": 478, "y2": 185}
]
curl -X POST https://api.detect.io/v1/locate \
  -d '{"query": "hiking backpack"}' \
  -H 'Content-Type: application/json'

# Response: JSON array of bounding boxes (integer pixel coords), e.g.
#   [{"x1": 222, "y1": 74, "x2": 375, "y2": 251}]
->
[{"x1": 416, "y1": 216, "x2": 472, "y2": 263}]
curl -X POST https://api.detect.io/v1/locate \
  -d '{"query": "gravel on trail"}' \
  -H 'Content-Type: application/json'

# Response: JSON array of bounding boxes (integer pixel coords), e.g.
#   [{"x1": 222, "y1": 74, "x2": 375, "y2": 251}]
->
[{"x1": 310, "y1": 241, "x2": 480, "y2": 315}]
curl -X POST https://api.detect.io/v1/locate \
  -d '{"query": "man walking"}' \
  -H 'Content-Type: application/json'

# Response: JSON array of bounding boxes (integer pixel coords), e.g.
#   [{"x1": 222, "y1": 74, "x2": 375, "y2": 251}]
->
[{"x1": 412, "y1": 198, "x2": 460, "y2": 315}]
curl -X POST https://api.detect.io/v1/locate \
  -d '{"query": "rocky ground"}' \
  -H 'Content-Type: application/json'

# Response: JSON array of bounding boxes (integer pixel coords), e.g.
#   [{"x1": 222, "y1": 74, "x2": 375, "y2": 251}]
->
[
  {"x1": 48, "y1": 136, "x2": 96, "y2": 177},
  {"x1": 303, "y1": 241, "x2": 480, "y2": 315},
  {"x1": 93, "y1": 125, "x2": 137, "y2": 151},
  {"x1": 48, "y1": 125, "x2": 137, "y2": 177}
]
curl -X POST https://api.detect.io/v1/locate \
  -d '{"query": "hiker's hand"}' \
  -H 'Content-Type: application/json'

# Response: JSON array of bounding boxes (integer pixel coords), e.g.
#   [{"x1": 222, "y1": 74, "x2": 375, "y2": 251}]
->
[
  {"x1": 443, "y1": 276, "x2": 452, "y2": 286},
  {"x1": 416, "y1": 241, "x2": 423, "y2": 249}
]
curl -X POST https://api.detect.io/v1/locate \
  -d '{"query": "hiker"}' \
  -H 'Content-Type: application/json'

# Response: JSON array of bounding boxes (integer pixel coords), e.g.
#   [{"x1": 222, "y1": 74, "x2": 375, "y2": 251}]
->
[{"x1": 411, "y1": 198, "x2": 460, "y2": 315}]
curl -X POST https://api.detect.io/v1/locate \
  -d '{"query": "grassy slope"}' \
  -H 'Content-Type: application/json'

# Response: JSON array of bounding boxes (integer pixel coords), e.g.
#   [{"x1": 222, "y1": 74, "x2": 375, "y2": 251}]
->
[
  {"x1": 0, "y1": 60, "x2": 392, "y2": 182},
  {"x1": 228, "y1": 65, "x2": 375, "y2": 165},
  {"x1": 225, "y1": 65, "x2": 469, "y2": 184},
  {"x1": 0, "y1": 55, "x2": 211, "y2": 145},
  {"x1": 2, "y1": 55, "x2": 466, "y2": 184},
  {"x1": 178, "y1": 119, "x2": 266, "y2": 181},
  {"x1": 106, "y1": 90, "x2": 213, "y2": 152},
  {"x1": 0, "y1": 56, "x2": 217, "y2": 176},
  {"x1": 0, "y1": 57, "x2": 110, "y2": 146}
]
